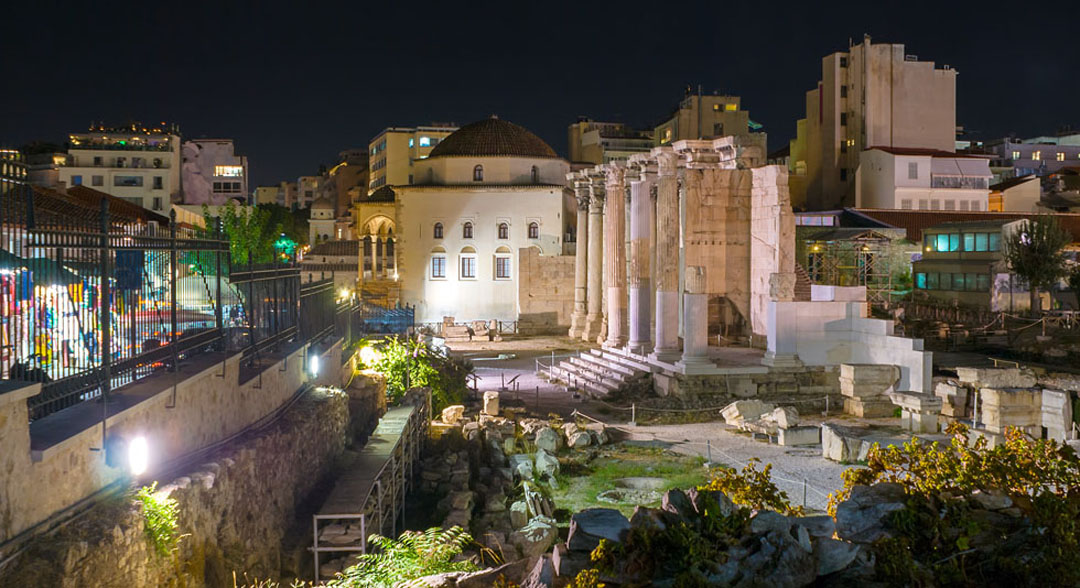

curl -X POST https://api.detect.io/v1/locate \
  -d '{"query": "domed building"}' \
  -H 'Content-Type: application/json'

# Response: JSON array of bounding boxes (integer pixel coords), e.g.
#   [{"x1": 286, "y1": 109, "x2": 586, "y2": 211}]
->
[
  {"x1": 355, "y1": 116, "x2": 573, "y2": 324},
  {"x1": 308, "y1": 196, "x2": 336, "y2": 244}
]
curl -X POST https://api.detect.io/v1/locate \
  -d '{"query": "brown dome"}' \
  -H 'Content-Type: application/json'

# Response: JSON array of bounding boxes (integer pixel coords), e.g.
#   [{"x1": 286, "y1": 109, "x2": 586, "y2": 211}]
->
[{"x1": 427, "y1": 117, "x2": 558, "y2": 159}]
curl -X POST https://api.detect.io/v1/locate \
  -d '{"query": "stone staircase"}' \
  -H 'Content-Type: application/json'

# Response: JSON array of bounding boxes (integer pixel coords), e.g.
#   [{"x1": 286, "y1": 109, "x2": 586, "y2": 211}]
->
[
  {"x1": 545, "y1": 348, "x2": 654, "y2": 398},
  {"x1": 360, "y1": 279, "x2": 400, "y2": 308}
]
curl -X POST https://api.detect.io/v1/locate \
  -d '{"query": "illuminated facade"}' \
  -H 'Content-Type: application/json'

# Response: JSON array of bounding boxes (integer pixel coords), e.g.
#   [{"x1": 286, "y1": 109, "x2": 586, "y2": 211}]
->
[
  {"x1": 653, "y1": 91, "x2": 756, "y2": 146},
  {"x1": 567, "y1": 118, "x2": 653, "y2": 164},
  {"x1": 58, "y1": 122, "x2": 182, "y2": 213},
  {"x1": 180, "y1": 138, "x2": 249, "y2": 206},
  {"x1": 367, "y1": 124, "x2": 458, "y2": 193}
]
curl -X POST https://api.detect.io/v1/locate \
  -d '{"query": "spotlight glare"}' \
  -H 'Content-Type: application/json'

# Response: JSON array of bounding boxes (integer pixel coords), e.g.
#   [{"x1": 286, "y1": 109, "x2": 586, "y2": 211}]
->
[
  {"x1": 129, "y1": 436, "x2": 149, "y2": 476},
  {"x1": 310, "y1": 354, "x2": 320, "y2": 377}
]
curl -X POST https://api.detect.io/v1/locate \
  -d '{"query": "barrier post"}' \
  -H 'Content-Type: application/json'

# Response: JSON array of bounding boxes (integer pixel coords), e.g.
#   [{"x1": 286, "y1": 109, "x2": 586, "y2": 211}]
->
[{"x1": 630, "y1": 403, "x2": 637, "y2": 426}]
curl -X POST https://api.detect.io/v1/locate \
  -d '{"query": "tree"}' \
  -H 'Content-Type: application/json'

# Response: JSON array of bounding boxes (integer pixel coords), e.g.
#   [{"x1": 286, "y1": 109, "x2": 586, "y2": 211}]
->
[
  {"x1": 202, "y1": 203, "x2": 280, "y2": 265},
  {"x1": 1002, "y1": 215, "x2": 1071, "y2": 314}
]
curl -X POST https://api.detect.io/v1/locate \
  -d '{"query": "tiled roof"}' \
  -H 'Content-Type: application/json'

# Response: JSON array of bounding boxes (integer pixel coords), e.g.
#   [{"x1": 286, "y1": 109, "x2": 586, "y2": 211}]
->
[
  {"x1": 308, "y1": 240, "x2": 360, "y2": 256},
  {"x1": 854, "y1": 208, "x2": 1080, "y2": 242},
  {"x1": 866, "y1": 146, "x2": 989, "y2": 159},
  {"x1": 428, "y1": 117, "x2": 559, "y2": 159},
  {"x1": 67, "y1": 185, "x2": 170, "y2": 224},
  {"x1": 361, "y1": 186, "x2": 395, "y2": 203}
]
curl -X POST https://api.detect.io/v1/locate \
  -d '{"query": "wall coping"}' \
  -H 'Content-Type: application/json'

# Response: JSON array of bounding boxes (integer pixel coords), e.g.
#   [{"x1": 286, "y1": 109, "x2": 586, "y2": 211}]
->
[{"x1": 0, "y1": 381, "x2": 41, "y2": 408}]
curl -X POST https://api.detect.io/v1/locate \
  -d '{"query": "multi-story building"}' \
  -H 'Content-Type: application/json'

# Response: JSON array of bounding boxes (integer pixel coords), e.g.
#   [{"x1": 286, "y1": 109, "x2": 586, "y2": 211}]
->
[
  {"x1": 25, "y1": 151, "x2": 68, "y2": 188},
  {"x1": 180, "y1": 139, "x2": 248, "y2": 206},
  {"x1": 983, "y1": 137, "x2": 1080, "y2": 179},
  {"x1": 988, "y1": 176, "x2": 1041, "y2": 212},
  {"x1": 367, "y1": 123, "x2": 458, "y2": 193},
  {"x1": 297, "y1": 176, "x2": 319, "y2": 209},
  {"x1": 790, "y1": 36, "x2": 957, "y2": 210},
  {"x1": 318, "y1": 149, "x2": 369, "y2": 217},
  {"x1": 1, "y1": 149, "x2": 28, "y2": 195},
  {"x1": 653, "y1": 90, "x2": 757, "y2": 146},
  {"x1": 856, "y1": 147, "x2": 992, "y2": 211},
  {"x1": 253, "y1": 185, "x2": 281, "y2": 205},
  {"x1": 567, "y1": 118, "x2": 653, "y2": 164},
  {"x1": 58, "y1": 123, "x2": 182, "y2": 213},
  {"x1": 280, "y1": 181, "x2": 298, "y2": 208}
]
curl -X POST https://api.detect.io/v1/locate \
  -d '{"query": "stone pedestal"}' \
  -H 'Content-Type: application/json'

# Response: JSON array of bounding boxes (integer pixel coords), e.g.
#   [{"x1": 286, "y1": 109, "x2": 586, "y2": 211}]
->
[
  {"x1": 676, "y1": 266, "x2": 712, "y2": 374},
  {"x1": 934, "y1": 382, "x2": 969, "y2": 418},
  {"x1": 979, "y1": 387, "x2": 1042, "y2": 436},
  {"x1": 888, "y1": 392, "x2": 942, "y2": 434},
  {"x1": 840, "y1": 363, "x2": 900, "y2": 418}
]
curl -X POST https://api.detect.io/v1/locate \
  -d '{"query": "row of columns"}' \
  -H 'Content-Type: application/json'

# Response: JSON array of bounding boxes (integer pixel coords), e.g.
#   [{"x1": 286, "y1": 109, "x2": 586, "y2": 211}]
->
[
  {"x1": 567, "y1": 139, "x2": 758, "y2": 371},
  {"x1": 363, "y1": 234, "x2": 395, "y2": 279}
]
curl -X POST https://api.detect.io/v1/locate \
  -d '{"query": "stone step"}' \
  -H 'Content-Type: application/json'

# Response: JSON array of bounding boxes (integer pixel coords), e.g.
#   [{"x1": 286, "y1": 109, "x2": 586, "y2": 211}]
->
[
  {"x1": 575, "y1": 352, "x2": 638, "y2": 378},
  {"x1": 570, "y1": 356, "x2": 630, "y2": 381},
  {"x1": 593, "y1": 349, "x2": 653, "y2": 375},
  {"x1": 550, "y1": 364, "x2": 620, "y2": 392}
]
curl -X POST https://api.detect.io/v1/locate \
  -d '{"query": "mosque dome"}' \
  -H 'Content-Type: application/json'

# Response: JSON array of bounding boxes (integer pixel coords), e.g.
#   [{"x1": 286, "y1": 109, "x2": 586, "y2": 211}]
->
[{"x1": 427, "y1": 116, "x2": 559, "y2": 159}]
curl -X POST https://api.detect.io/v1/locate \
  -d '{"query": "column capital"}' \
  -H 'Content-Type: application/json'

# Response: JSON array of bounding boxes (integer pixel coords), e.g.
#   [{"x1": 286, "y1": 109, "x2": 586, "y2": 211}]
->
[
  {"x1": 654, "y1": 147, "x2": 679, "y2": 177},
  {"x1": 674, "y1": 139, "x2": 723, "y2": 169},
  {"x1": 572, "y1": 178, "x2": 591, "y2": 209},
  {"x1": 602, "y1": 162, "x2": 626, "y2": 192}
]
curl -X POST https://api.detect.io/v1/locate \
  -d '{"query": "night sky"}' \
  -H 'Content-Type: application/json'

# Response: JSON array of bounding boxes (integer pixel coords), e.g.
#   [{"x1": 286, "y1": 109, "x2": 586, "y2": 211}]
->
[{"x1": 3, "y1": 1, "x2": 1078, "y2": 188}]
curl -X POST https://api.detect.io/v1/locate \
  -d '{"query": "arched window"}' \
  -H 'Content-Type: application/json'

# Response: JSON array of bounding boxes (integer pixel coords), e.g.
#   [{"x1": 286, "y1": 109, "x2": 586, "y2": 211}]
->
[
  {"x1": 433, "y1": 222, "x2": 443, "y2": 239},
  {"x1": 531, "y1": 165, "x2": 539, "y2": 183},
  {"x1": 473, "y1": 165, "x2": 483, "y2": 182},
  {"x1": 498, "y1": 222, "x2": 509, "y2": 240},
  {"x1": 528, "y1": 221, "x2": 539, "y2": 239},
  {"x1": 463, "y1": 222, "x2": 473, "y2": 239}
]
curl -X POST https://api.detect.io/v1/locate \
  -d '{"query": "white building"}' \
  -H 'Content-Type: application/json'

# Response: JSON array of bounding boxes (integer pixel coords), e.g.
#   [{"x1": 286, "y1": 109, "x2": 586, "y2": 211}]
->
[
  {"x1": 180, "y1": 139, "x2": 249, "y2": 205},
  {"x1": 856, "y1": 147, "x2": 992, "y2": 211},
  {"x1": 356, "y1": 117, "x2": 570, "y2": 323},
  {"x1": 58, "y1": 123, "x2": 181, "y2": 213},
  {"x1": 309, "y1": 197, "x2": 336, "y2": 243}
]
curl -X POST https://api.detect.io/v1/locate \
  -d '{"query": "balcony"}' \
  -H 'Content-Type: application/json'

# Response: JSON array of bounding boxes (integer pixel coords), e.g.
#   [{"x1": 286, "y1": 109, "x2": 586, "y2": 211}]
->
[{"x1": 69, "y1": 142, "x2": 172, "y2": 152}]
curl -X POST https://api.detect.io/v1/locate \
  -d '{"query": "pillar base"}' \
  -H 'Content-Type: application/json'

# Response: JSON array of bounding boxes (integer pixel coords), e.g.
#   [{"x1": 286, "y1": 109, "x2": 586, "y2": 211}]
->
[
  {"x1": 626, "y1": 340, "x2": 652, "y2": 356},
  {"x1": 675, "y1": 355, "x2": 714, "y2": 375},
  {"x1": 582, "y1": 314, "x2": 604, "y2": 342},
  {"x1": 650, "y1": 348, "x2": 681, "y2": 364},
  {"x1": 761, "y1": 352, "x2": 804, "y2": 369},
  {"x1": 568, "y1": 312, "x2": 588, "y2": 339}
]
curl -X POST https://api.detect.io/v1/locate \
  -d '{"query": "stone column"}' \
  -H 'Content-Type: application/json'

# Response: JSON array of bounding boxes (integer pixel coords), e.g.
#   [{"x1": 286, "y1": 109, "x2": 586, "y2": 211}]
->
[
  {"x1": 369, "y1": 235, "x2": 378, "y2": 279},
  {"x1": 676, "y1": 266, "x2": 711, "y2": 373},
  {"x1": 581, "y1": 178, "x2": 605, "y2": 341},
  {"x1": 568, "y1": 176, "x2": 590, "y2": 338},
  {"x1": 603, "y1": 164, "x2": 627, "y2": 348},
  {"x1": 651, "y1": 149, "x2": 680, "y2": 361},
  {"x1": 627, "y1": 161, "x2": 654, "y2": 354}
]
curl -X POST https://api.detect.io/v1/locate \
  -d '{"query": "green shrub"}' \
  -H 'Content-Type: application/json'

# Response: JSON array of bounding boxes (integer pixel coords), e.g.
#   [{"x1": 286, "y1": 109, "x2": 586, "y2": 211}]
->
[
  {"x1": 134, "y1": 482, "x2": 180, "y2": 557},
  {"x1": 699, "y1": 458, "x2": 803, "y2": 516},
  {"x1": 371, "y1": 337, "x2": 472, "y2": 412},
  {"x1": 327, "y1": 526, "x2": 476, "y2": 588}
]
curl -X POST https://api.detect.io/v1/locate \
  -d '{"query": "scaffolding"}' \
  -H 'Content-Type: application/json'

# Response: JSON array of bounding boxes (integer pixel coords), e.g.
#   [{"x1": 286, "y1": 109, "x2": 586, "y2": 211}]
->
[{"x1": 803, "y1": 228, "x2": 896, "y2": 307}]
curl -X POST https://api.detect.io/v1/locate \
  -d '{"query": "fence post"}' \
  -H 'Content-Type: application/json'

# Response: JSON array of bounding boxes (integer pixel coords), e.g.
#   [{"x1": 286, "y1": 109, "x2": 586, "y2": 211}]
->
[
  {"x1": 706, "y1": 439, "x2": 712, "y2": 465},
  {"x1": 99, "y1": 199, "x2": 111, "y2": 450},
  {"x1": 631, "y1": 403, "x2": 636, "y2": 426},
  {"x1": 215, "y1": 217, "x2": 223, "y2": 348},
  {"x1": 802, "y1": 478, "x2": 808, "y2": 508},
  {"x1": 170, "y1": 209, "x2": 178, "y2": 354}
]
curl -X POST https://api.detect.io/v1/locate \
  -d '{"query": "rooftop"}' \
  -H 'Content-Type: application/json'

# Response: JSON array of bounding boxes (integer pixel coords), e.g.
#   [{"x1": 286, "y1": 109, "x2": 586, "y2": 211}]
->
[
  {"x1": 853, "y1": 208, "x2": 1080, "y2": 242},
  {"x1": 427, "y1": 117, "x2": 559, "y2": 159},
  {"x1": 307, "y1": 240, "x2": 360, "y2": 257},
  {"x1": 867, "y1": 146, "x2": 988, "y2": 159}
]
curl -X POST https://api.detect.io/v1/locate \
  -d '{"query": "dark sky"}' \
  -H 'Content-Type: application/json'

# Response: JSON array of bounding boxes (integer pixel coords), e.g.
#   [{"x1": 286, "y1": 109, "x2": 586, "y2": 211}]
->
[{"x1": 3, "y1": 1, "x2": 1078, "y2": 188}]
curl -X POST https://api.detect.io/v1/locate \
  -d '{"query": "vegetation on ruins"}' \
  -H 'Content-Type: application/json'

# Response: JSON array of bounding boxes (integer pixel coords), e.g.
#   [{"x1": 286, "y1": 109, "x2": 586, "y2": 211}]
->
[
  {"x1": 699, "y1": 457, "x2": 804, "y2": 516},
  {"x1": 371, "y1": 336, "x2": 471, "y2": 412},
  {"x1": 829, "y1": 422, "x2": 1080, "y2": 585},
  {"x1": 1001, "y1": 214, "x2": 1072, "y2": 314},
  {"x1": 326, "y1": 526, "x2": 476, "y2": 588},
  {"x1": 134, "y1": 482, "x2": 181, "y2": 558}
]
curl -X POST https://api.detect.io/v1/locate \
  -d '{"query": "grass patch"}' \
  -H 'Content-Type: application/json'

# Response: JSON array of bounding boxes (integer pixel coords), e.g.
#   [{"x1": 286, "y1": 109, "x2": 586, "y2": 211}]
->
[{"x1": 550, "y1": 443, "x2": 712, "y2": 518}]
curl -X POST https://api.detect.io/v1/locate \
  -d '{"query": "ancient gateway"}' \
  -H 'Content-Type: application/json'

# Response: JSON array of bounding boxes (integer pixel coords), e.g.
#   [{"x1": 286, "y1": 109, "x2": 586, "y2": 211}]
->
[{"x1": 563, "y1": 137, "x2": 931, "y2": 392}]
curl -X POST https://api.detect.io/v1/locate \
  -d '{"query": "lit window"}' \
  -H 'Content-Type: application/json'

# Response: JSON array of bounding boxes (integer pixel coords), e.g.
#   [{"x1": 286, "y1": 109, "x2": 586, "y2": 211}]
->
[
  {"x1": 498, "y1": 223, "x2": 509, "y2": 239},
  {"x1": 1012, "y1": 151, "x2": 1020, "y2": 159},
  {"x1": 528, "y1": 222, "x2": 539, "y2": 239},
  {"x1": 433, "y1": 222, "x2": 443, "y2": 239},
  {"x1": 495, "y1": 256, "x2": 511, "y2": 279},
  {"x1": 431, "y1": 256, "x2": 446, "y2": 279},
  {"x1": 713, "y1": 103, "x2": 720, "y2": 111},
  {"x1": 473, "y1": 165, "x2": 483, "y2": 182},
  {"x1": 419, "y1": 136, "x2": 431, "y2": 147},
  {"x1": 663, "y1": 128, "x2": 672, "y2": 144},
  {"x1": 915, "y1": 273, "x2": 927, "y2": 289},
  {"x1": 409, "y1": 138, "x2": 414, "y2": 148},
  {"x1": 72, "y1": 175, "x2": 82, "y2": 185},
  {"x1": 1032, "y1": 150, "x2": 1041, "y2": 161},
  {"x1": 725, "y1": 103, "x2": 737, "y2": 111},
  {"x1": 463, "y1": 222, "x2": 473, "y2": 239},
  {"x1": 460, "y1": 255, "x2": 476, "y2": 279},
  {"x1": 215, "y1": 165, "x2": 243, "y2": 177},
  {"x1": 1057, "y1": 152, "x2": 1066, "y2": 161}
]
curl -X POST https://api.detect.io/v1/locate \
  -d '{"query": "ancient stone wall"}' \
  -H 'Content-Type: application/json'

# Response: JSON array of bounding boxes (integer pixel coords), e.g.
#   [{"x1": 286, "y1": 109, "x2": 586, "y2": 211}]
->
[
  {"x1": 0, "y1": 386, "x2": 350, "y2": 587},
  {"x1": 517, "y1": 246, "x2": 575, "y2": 333},
  {"x1": 654, "y1": 365, "x2": 840, "y2": 403}
]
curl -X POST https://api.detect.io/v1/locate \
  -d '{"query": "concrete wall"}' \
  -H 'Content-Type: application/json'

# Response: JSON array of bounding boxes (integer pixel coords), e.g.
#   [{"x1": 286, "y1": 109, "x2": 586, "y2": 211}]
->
[
  {"x1": 0, "y1": 386, "x2": 351, "y2": 587},
  {"x1": 516, "y1": 246, "x2": 575, "y2": 332},
  {"x1": 417, "y1": 156, "x2": 568, "y2": 186},
  {"x1": 0, "y1": 340, "x2": 349, "y2": 545},
  {"x1": 767, "y1": 286, "x2": 932, "y2": 392}
]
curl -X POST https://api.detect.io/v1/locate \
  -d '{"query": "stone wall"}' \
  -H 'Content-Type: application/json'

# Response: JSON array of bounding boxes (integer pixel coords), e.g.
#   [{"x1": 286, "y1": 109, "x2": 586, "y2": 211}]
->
[
  {"x1": 654, "y1": 365, "x2": 840, "y2": 404},
  {"x1": 0, "y1": 386, "x2": 350, "y2": 587},
  {"x1": 0, "y1": 341, "x2": 347, "y2": 546},
  {"x1": 517, "y1": 246, "x2": 575, "y2": 333}
]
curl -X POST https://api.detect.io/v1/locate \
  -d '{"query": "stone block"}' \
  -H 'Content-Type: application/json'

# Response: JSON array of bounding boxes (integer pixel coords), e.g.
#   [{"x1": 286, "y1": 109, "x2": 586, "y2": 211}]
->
[
  {"x1": 839, "y1": 363, "x2": 899, "y2": 398},
  {"x1": 1041, "y1": 389, "x2": 1072, "y2": 442},
  {"x1": 764, "y1": 406, "x2": 799, "y2": 429},
  {"x1": 778, "y1": 425, "x2": 821, "y2": 446},
  {"x1": 567, "y1": 508, "x2": 631, "y2": 552},
  {"x1": 482, "y1": 391, "x2": 500, "y2": 417},
  {"x1": 821, "y1": 424, "x2": 871, "y2": 463},
  {"x1": 979, "y1": 388, "x2": 1042, "y2": 435},
  {"x1": 441, "y1": 405, "x2": 465, "y2": 425},
  {"x1": 843, "y1": 396, "x2": 896, "y2": 418},
  {"x1": 720, "y1": 399, "x2": 776, "y2": 426},
  {"x1": 888, "y1": 392, "x2": 942, "y2": 434},
  {"x1": 535, "y1": 427, "x2": 561, "y2": 453},
  {"x1": 935, "y1": 381, "x2": 969, "y2": 418},
  {"x1": 955, "y1": 367, "x2": 1037, "y2": 389}
]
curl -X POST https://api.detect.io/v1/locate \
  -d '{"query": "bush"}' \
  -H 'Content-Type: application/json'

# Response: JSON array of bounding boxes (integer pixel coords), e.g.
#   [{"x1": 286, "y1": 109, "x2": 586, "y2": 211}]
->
[
  {"x1": 699, "y1": 458, "x2": 804, "y2": 516},
  {"x1": 134, "y1": 482, "x2": 180, "y2": 557},
  {"x1": 327, "y1": 526, "x2": 477, "y2": 588},
  {"x1": 371, "y1": 337, "x2": 472, "y2": 412}
]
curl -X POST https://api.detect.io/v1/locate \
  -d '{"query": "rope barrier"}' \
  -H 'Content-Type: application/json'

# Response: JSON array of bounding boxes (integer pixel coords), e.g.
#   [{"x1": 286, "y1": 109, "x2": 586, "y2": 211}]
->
[{"x1": 591, "y1": 395, "x2": 833, "y2": 414}]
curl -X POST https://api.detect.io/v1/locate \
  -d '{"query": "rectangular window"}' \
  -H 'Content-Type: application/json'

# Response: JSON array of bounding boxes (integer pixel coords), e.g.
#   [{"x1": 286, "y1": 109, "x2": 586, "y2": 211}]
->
[
  {"x1": 949, "y1": 234, "x2": 960, "y2": 252},
  {"x1": 419, "y1": 136, "x2": 431, "y2": 147},
  {"x1": 900, "y1": 199, "x2": 912, "y2": 210},
  {"x1": 1032, "y1": 150, "x2": 1041, "y2": 161},
  {"x1": 953, "y1": 273, "x2": 966, "y2": 290},
  {"x1": 840, "y1": 141, "x2": 847, "y2": 153},
  {"x1": 989, "y1": 233, "x2": 1001, "y2": 251},
  {"x1": 72, "y1": 175, "x2": 82, "y2": 185},
  {"x1": 944, "y1": 200, "x2": 955, "y2": 210},
  {"x1": 215, "y1": 165, "x2": 243, "y2": 177},
  {"x1": 1057, "y1": 152, "x2": 1066, "y2": 162},
  {"x1": 713, "y1": 123, "x2": 724, "y2": 136},
  {"x1": 930, "y1": 199, "x2": 941, "y2": 210},
  {"x1": 927, "y1": 272, "x2": 939, "y2": 289},
  {"x1": 840, "y1": 56, "x2": 848, "y2": 67},
  {"x1": 93, "y1": 156, "x2": 103, "y2": 166},
  {"x1": 970, "y1": 201, "x2": 980, "y2": 211},
  {"x1": 908, "y1": 162, "x2": 918, "y2": 180},
  {"x1": 940, "y1": 273, "x2": 953, "y2": 290},
  {"x1": 915, "y1": 273, "x2": 927, "y2": 289},
  {"x1": 153, "y1": 176, "x2": 163, "y2": 190},
  {"x1": 840, "y1": 112, "x2": 848, "y2": 126},
  {"x1": 152, "y1": 196, "x2": 162, "y2": 211},
  {"x1": 963, "y1": 233, "x2": 975, "y2": 251},
  {"x1": 966, "y1": 273, "x2": 979, "y2": 291},
  {"x1": 975, "y1": 233, "x2": 988, "y2": 252},
  {"x1": 959, "y1": 200, "x2": 970, "y2": 211},
  {"x1": 724, "y1": 103, "x2": 737, "y2": 111},
  {"x1": 92, "y1": 175, "x2": 104, "y2": 186},
  {"x1": 431, "y1": 256, "x2": 446, "y2": 279},
  {"x1": 1011, "y1": 151, "x2": 1020, "y2": 160},
  {"x1": 840, "y1": 85, "x2": 847, "y2": 98},
  {"x1": 114, "y1": 175, "x2": 143, "y2": 187},
  {"x1": 460, "y1": 256, "x2": 476, "y2": 279},
  {"x1": 839, "y1": 168, "x2": 848, "y2": 181},
  {"x1": 409, "y1": 138, "x2": 415, "y2": 148},
  {"x1": 495, "y1": 256, "x2": 511, "y2": 279},
  {"x1": 936, "y1": 234, "x2": 949, "y2": 252},
  {"x1": 976, "y1": 274, "x2": 990, "y2": 291},
  {"x1": 918, "y1": 199, "x2": 929, "y2": 210}
]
